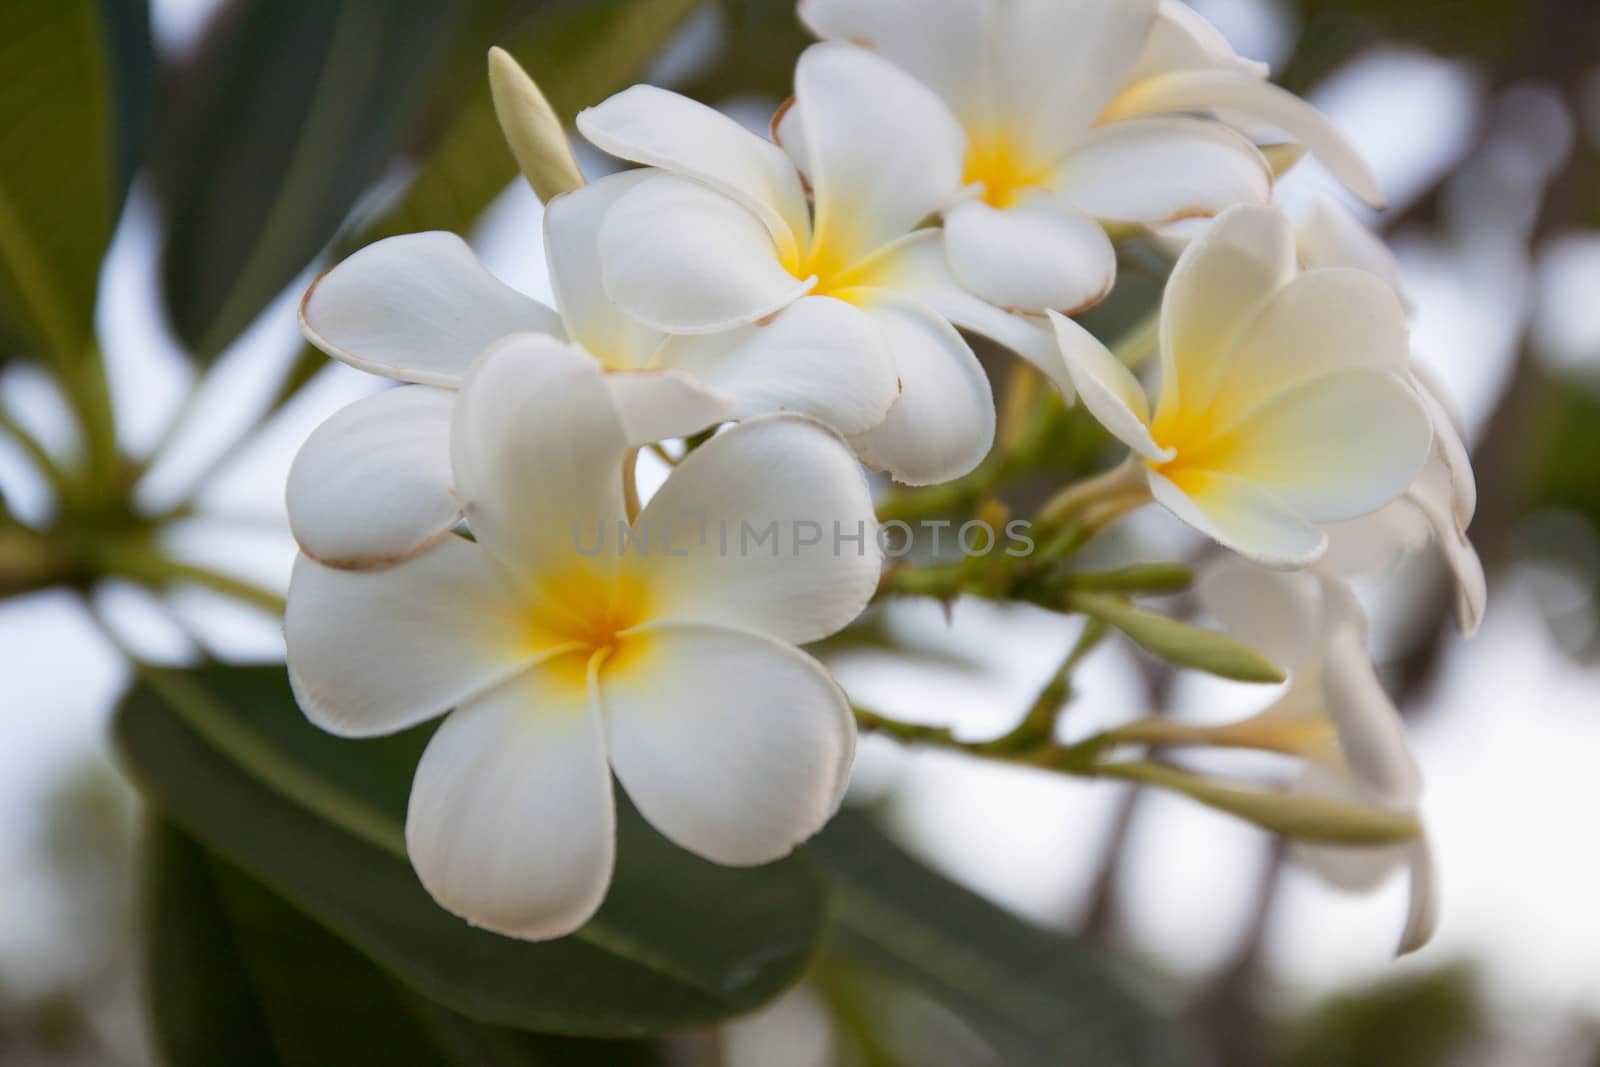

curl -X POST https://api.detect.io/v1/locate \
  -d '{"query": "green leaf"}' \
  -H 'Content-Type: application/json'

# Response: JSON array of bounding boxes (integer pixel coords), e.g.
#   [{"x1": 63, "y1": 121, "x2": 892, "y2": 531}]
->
[
  {"x1": 808, "y1": 811, "x2": 1196, "y2": 1067},
  {"x1": 0, "y1": 0, "x2": 117, "y2": 363},
  {"x1": 115, "y1": 664, "x2": 825, "y2": 1036},
  {"x1": 146, "y1": 821, "x2": 666, "y2": 1066},
  {"x1": 97, "y1": 0, "x2": 155, "y2": 213},
  {"x1": 155, "y1": 0, "x2": 468, "y2": 361},
  {"x1": 1068, "y1": 590, "x2": 1286, "y2": 684},
  {"x1": 274, "y1": 0, "x2": 703, "y2": 407}
]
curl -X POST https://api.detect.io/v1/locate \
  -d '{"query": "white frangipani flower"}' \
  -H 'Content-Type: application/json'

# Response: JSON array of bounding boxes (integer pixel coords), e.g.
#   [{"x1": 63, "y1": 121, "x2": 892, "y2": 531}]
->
[
  {"x1": 290, "y1": 171, "x2": 894, "y2": 568},
  {"x1": 577, "y1": 42, "x2": 1032, "y2": 487},
  {"x1": 285, "y1": 335, "x2": 877, "y2": 940},
  {"x1": 1053, "y1": 205, "x2": 1432, "y2": 567},
  {"x1": 797, "y1": 0, "x2": 1379, "y2": 319},
  {"x1": 1196, "y1": 558, "x2": 1438, "y2": 956}
]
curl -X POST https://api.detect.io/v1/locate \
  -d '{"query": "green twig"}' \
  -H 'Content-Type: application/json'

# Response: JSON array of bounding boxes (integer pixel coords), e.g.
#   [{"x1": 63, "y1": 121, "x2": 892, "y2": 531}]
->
[
  {"x1": 851, "y1": 704, "x2": 1419, "y2": 847},
  {"x1": 94, "y1": 541, "x2": 285, "y2": 616}
]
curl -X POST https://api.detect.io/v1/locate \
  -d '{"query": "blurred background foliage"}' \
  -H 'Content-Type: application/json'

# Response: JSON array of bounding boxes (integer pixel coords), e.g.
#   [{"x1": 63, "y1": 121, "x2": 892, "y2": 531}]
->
[{"x1": 3, "y1": 0, "x2": 1600, "y2": 1064}]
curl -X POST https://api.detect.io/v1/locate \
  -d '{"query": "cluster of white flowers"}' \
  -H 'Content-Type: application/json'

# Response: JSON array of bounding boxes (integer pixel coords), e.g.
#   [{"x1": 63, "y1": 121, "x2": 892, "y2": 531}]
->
[{"x1": 282, "y1": 0, "x2": 1482, "y2": 950}]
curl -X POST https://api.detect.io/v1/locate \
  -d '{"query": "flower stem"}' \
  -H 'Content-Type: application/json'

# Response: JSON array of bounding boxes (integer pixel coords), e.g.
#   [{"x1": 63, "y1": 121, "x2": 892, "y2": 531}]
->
[
  {"x1": 1112, "y1": 308, "x2": 1161, "y2": 370},
  {"x1": 94, "y1": 540, "x2": 286, "y2": 616},
  {"x1": 850, "y1": 704, "x2": 1418, "y2": 847},
  {"x1": 621, "y1": 447, "x2": 642, "y2": 523},
  {"x1": 1036, "y1": 456, "x2": 1149, "y2": 531}
]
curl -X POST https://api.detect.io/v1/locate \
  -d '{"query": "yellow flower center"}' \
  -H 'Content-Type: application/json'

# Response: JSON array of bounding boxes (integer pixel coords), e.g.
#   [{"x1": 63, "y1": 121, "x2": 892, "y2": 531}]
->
[
  {"x1": 1148, "y1": 402, "x2": 1246, "y2": 481},
  {"x1": 962, "y1": 131, "x2": 1053, "y2": 209},
  {"x1": 780, "y1": 222, "x2": 879, "y2": 307},
  {"x1": 523, "y1": 567, "x2": 653, "y2": 690}
]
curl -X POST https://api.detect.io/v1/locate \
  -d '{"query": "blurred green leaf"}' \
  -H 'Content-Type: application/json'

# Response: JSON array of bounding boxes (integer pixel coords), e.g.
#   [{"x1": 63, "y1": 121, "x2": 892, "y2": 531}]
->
[
  {"x1": 0, "y1": 0, "x2": 118, "y2": 363},
  {"x1": 98, "y1": 0, "x2": 155, "y2": 212},
  {"x1": 275, "y1": 0, "x2": 702, "y2": 406},
  {"x1": 678, "y1": 0, "x2": 810, "y2": 102},
  {"x1": 116, "y1": 664, "x2": 826, "y2": 1036},
  {"x1": 808, "y1": 810, "x2": 1196, "y2": 1067},
  {"x1": 146, "y1": 821, "x2": 666, "y2": 1066},
  {"x1": 156, "y1": 0, "x2": 468, "y2": 362},
  {"x1": 1068, "y1": 591, "x2": 1286, "y2": 684},
  {"x1": 1270, "y1": 964, "x2": 1481, "y2": 1067}
]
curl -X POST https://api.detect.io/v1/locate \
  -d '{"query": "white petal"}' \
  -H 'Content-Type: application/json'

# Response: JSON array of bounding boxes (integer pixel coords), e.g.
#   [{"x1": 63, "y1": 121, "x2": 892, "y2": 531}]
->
[
  {"x1": 599, "y1": 174, "x2": 814, "y2": 334},
  {"x1": 852, "y1": 231, "x2": 1071, "y2": 398},
  {"x1": 600, "y1": 623, "x2": 854, "y2": 866},
  {"x1": 1055, "y1": 117, "x2": 1272, "y2": 225},
  {"x1": 656, "y1": 296, "x2": 897, "y2": 436},
  {"x1": 1048, "y1": 311, "x2": 1170, "y2": 462},
  {"x1": 543, "y1": 170, "x2": 665, "y2": 367},
  {"x1": 633, "y1": 415, "x2": 880, "y2": 644},
  {"x1": 406, "y1": 667, "x2": 614, "y2": 941},
  {"x1": 576, "y1": 85, "x2": 810, "y2": 260},
  {"x1": 1296, "y1": 198, "x2": 1407, "y2": 305},
  {"x1": 797, "y1": 0, "x2": 991, "y2": 124},
  {"x1": 1157, "y1": 204, "x2": 1297, "y2": 416},
  {"x1": 1398, "y1": 840, "x2": 1440, "y2": 955},
  {"x1": 285, "y1": 543, "x2": 536, "y2": 738},
  {"x1": 286, "y1": 386, "x2": 459, "y2": 570},
  {"x1": 1206, "y1": 267, "x2": 1412, "y2": 430},
  {"x1": 1322, "y1": 622, "x2": 1421, "y2": 804},
  {"x1": 604, "y1": 370, "x2": 734, "y2": 447},
  {"x1": 301, "y1": 232, "x2": 565, "y2": 387},
  {"x1": 1149, "y1": 468, "x2": 1327, "y2": 567},
  {"x1": 1412, "y1": 373, "x2": 1476, "y2": 528},
  {"x1": 943, "y1": 197, "x2": 1116, "y2": 315},
  {"x1": 1441, "y1": 521, "x2": 1487, "y2": 637},
  {"x1": 1193, "y1": 556, "x2": 1324, "y2": 671},
  {"x1": 1192, "y1": 368, "x2": 1431, "y2": 524},
  {"x1": 796, "y1": 43, "x2": 966, "y2": 266},
  {"x1": 1126, "y1": 0, "x2": 1269, "y2": 83},
  {"x1": 987, "y1": 0, "x2": 1158, "y2": 159},
  {"x1": 1405, "y1": 456, "x2": 1487, "y2": 637},
  {"x1": 1105, "y1": 70, "x2": 1385, "y2": 208},
  {"x1": 451, "y1": 334, "x2": 627, "y2": 581},
  {"x1": 849, "y1": 299, "x2": 994, "y2": 486}
]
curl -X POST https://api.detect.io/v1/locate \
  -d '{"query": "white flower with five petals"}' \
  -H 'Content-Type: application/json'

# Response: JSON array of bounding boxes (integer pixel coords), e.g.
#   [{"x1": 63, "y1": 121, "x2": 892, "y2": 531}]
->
[
  {"x1": 578, "y1": 43, "x2": 1024, "y2": 486},
  {"x1": 285, "y1": 335, "x2": 878, "y2": 940},
  {"x1": 1196, "y1": 557, "x2": 1438, "y2": 955},
  {"x1": 797, "y1": 0, "x2": 1381, "y2": 321},
  {"x1": 290, "y1": 168, "x2": 897, "y2": 567},
  {"x1": 1052, "y1": 204, "x2": 1432, "y2": 567}
]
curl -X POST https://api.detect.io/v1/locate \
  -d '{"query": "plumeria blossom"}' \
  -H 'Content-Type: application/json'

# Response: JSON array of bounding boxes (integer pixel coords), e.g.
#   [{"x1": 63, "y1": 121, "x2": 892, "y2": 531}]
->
[
  {"x1": 577, "y1": 42, "x2": 1044, "y2": 486},
  {"x1": 1196, "y1": 558, "x2": 1438, "y2": 955},
  {"x1": 796, "y1": 0, "x2": 1381, "y2": 319},
  {"x1": 290, "y1": 175, "x2": 895, "y2": 569},
  {"x1": 1148, "y1": 199, "x2": 1482, "y2": 626},
  {"x1": 285, "y1": 335, "x2": 878, "y2": 940},
  {"x1": 1052, "y1": 204, "x2": 1432, "y2": 568}
]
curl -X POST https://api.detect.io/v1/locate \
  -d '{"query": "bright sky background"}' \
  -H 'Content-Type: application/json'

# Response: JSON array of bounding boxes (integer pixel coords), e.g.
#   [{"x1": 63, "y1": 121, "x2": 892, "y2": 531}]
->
[{"x1": 3, "y1": 0, "x2": 1599, "y2": 1046}]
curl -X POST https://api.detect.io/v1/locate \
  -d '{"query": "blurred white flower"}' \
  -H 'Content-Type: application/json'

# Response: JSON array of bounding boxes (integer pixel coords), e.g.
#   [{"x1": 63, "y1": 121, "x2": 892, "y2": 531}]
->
[
  {"x1": 1053, "y1": 204, "x2": 1431, "y2": 567},
  {"x1": 796, "y1": 0, "x2": 1378, "y2": 325},
  {"x1": 1196, "y1": 557, "x2": 1438, "y2": 956},
  {"x1": 578, "y1": 43, "x2": 1030, "y2": 486},
  {"x1": 285, "y1": 336, "x2": 878, "y2": 940}
]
